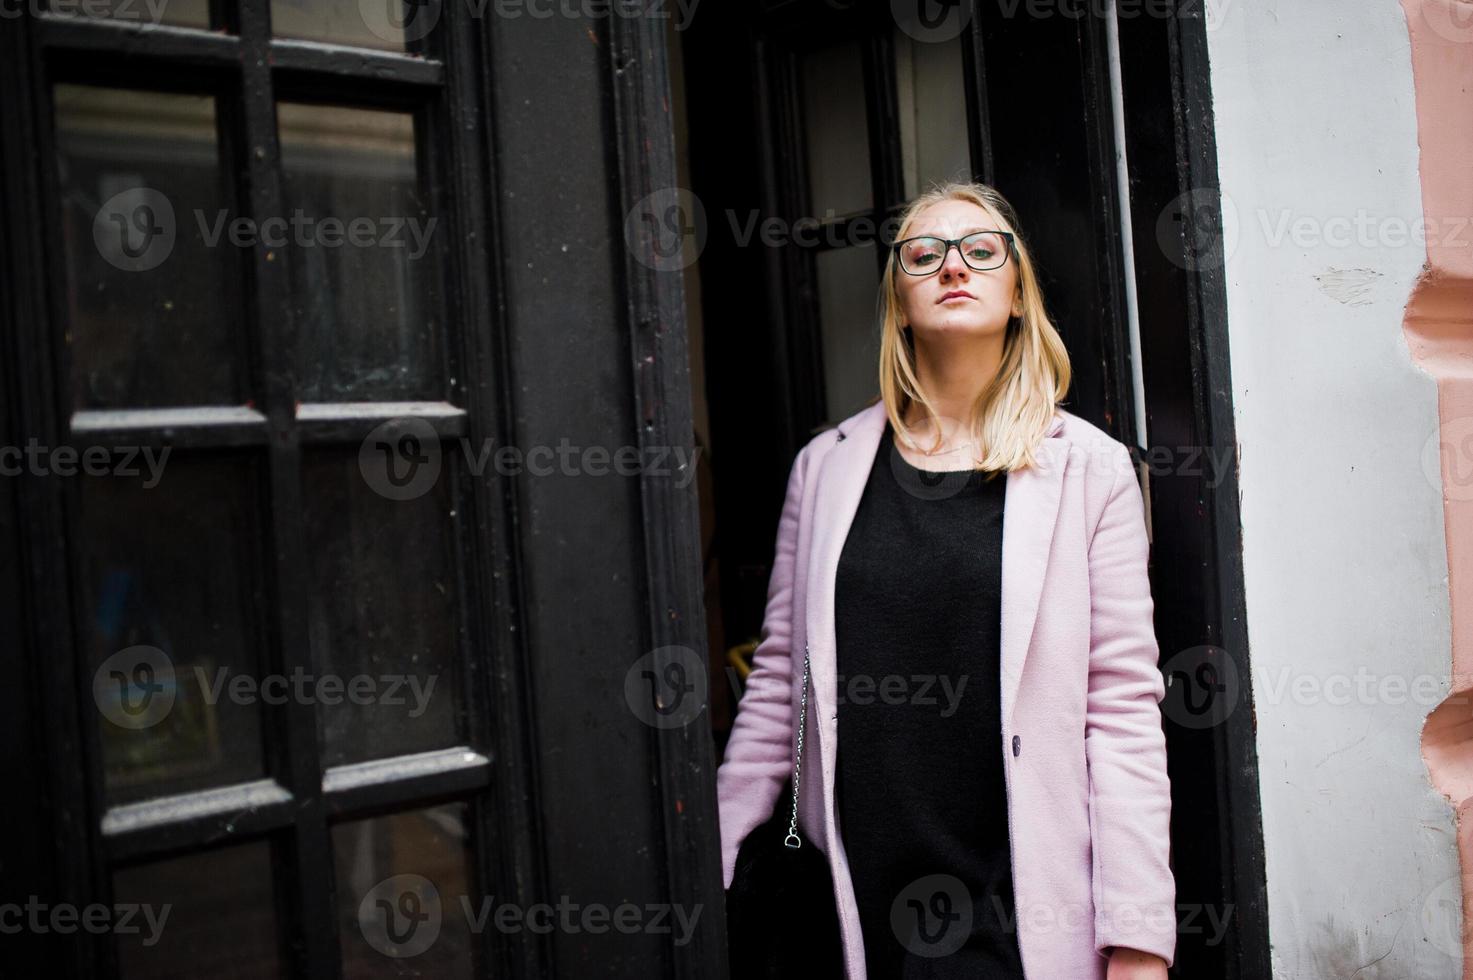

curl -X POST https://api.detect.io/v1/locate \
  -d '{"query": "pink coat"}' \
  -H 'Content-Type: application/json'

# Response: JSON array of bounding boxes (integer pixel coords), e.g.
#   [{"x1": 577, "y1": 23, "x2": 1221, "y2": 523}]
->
[{"x1": 716, "y1": 398, "x2": 1176, "y2": 979}]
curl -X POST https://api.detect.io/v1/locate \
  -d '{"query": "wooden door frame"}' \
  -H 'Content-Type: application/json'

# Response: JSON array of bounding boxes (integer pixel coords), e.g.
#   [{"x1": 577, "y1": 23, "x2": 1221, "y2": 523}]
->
[{"x1": 1116, "y1": 5, "x2": 1271, "y2": 977}]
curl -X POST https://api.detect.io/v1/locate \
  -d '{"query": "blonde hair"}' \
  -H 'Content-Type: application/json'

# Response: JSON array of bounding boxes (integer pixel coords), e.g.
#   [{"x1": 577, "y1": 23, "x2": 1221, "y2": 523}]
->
[{"x1": 875, "y1": 180, "x2": 1072, "y2": 473}]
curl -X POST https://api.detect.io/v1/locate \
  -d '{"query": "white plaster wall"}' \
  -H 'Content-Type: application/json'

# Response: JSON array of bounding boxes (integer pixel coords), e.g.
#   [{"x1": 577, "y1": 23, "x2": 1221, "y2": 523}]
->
[{"x1": 1203, "y1": 2, "x2": 1458, "y2": 976}]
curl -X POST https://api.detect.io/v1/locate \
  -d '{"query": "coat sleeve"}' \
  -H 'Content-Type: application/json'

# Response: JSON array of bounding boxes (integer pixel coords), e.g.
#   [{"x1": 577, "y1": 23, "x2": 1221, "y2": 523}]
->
[
  {"x1": 715, "y1": 441, "x2": 810, "y2": 890},
  {"x1": 1085, "y1": 443, "x2": 1176, "y2": 966}
]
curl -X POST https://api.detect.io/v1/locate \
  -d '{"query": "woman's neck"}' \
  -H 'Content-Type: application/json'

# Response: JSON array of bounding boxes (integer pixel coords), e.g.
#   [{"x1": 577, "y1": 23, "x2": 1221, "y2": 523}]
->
[{"x1": 901, "y1": 333, "x2": 1004, "y2": 434}]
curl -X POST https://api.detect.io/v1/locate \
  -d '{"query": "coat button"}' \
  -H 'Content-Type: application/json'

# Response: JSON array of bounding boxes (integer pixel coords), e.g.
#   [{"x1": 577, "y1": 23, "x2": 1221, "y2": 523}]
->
[{"x1": 1012, "y1": 734, "x2": 1021, "y2": 757}]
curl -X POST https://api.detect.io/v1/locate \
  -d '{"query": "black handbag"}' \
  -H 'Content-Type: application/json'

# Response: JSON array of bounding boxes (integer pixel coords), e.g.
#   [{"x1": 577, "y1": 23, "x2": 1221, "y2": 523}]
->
[{"x1": 725, "y1": 645, "x2": 845, "y2": 979}]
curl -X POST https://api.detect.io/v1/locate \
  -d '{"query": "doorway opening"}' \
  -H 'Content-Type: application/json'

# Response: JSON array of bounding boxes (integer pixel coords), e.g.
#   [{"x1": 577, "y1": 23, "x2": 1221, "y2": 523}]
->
[{"x1": 668, "y1": 2, "x2": 1269, "y2": 977}]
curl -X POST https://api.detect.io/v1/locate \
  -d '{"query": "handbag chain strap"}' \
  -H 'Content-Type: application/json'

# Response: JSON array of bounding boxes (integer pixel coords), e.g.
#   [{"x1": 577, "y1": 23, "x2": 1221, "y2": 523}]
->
[{"x1": 783, "y1": 643, "x2": 812, "y2": 849}]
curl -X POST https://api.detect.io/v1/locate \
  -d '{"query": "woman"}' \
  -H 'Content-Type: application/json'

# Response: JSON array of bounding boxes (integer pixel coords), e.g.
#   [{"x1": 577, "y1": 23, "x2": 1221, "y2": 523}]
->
[{"x1": 716, "y1": 181, "x2": 1175, "y2": 979}]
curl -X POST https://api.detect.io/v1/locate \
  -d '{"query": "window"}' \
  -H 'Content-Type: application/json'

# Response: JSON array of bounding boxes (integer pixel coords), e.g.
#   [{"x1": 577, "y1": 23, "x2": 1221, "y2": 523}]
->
[
  {"x1": 766, "y1": 20, "x2": 976, "y2": 429},
  {"x1": 28, "y1": 1, "x2": 516, "y2": 974}
]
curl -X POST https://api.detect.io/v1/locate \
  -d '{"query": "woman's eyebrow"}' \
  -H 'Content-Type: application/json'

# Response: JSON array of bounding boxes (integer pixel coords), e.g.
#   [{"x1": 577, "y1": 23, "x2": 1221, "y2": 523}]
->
[{"x1": 910, "y1": 226, "x2": 993, "y2": 237}]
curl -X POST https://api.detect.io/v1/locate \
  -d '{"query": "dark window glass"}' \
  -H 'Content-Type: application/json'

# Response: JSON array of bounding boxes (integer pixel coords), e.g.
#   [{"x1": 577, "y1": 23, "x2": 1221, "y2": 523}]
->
[
  {"x1": 54, "y1": 85, "x2": 243, "y2": 410},
  {"x1": 893, "y1": 29, "x2": 971, "y2": 198},
  {"x1": 816, "y1": 241, "x2": 880, "y2": 423},
  {"x1": 334, "y1": 803, "x2": 475, "y2": 977},
  {"x1": 79, "y1": 457, "x2": 269, "y2": 804},
  {"x1": 305, "y1": 449, "x2": 461, "y2": 767},
  {"x1": 48, "y1": 0, "x2": 211, "y2": 29},
  {"x1": 271, "y1": 0, "x2": 421, "y2": 52},
  {"x1": 801, "y1": 39, "x2": 873, "y2": 218},
  {"x1": 113, "y1": 841, "x2": 282, "y2": 979},
  {"x1": 279, "y1": 103, "x2": 443, "y2": 402}
]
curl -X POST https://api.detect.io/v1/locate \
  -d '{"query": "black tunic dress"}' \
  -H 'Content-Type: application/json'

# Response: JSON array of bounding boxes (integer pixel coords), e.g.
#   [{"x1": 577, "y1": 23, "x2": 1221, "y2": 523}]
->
[{"x1": 834, "y1": 419, "x2": 1027, "y2": 979}]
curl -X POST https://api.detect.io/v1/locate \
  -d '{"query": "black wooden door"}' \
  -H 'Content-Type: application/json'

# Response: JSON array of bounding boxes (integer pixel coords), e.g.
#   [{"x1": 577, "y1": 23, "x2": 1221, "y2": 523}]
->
[
  {"x1": 1, "y1": 2, "x2": 722, "y2": 978},
  {"x1": 2, "y1": 3, "x2": 538, "y2": 976}
]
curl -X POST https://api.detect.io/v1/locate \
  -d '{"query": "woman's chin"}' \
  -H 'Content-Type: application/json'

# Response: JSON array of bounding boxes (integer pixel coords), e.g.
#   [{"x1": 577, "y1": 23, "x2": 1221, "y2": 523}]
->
[{"x1": 912, "y1": 317, "x2": 1009, "y2": 341}]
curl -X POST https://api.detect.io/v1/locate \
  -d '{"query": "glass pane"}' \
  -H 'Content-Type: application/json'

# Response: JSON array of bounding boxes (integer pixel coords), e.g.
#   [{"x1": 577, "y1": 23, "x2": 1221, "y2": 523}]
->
[
  {"x1": 47, "y1": 0, "x2": 210, "y2": 28},
  {"x1": 54, "y1": 85, "x2": 242, "y2": 410},
  {"x1": 801, "y1": 39, "x2": 874, "y2": 218},
  {"x1": 335, "y1": 803, "x2": 475, "y2": 976},
  {"x1": 272, "y1": 0, "x2": 426, "y2": 52},
  {"x1": 817, "y1": 243, "x2": 881, "y2": 424},
  {"x1": 894, "y1": 30, "x2": 971, "y2": 199},
  {"x1": 114, "y1": 841, "x2": 281, "y2": 979},
  {"x1": 306, "y1": 449, "x2": 460, "y2": 767},
  {"x1": 80, "y1": 458, "x2": 268, "y2": 805},
  {"x1": 278, "y1": 102, "x2": 442, "y2": 402}
]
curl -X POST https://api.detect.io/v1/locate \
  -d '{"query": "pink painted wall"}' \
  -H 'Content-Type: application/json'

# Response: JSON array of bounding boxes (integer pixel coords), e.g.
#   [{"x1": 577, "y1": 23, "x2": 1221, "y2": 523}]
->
[{"x1": 1406, "y1": 1, "x2": 1473, "y2": 975}]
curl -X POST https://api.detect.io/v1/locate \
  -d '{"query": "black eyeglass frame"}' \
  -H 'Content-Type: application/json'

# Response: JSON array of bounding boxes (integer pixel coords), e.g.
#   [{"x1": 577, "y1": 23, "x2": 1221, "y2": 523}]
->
[{"x1": 890, "y1": 230, "x2": 1017, "y2": 276}]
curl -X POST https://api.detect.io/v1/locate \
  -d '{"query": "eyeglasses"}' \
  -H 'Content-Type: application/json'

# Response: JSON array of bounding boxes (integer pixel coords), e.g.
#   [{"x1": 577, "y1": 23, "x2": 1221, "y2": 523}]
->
[{"x1": 892, "y1": 231, "x2": 1015, "y2": 276}]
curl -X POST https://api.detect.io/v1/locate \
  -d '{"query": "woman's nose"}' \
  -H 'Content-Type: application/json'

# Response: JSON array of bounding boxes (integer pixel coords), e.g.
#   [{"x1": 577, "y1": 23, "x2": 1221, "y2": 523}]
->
[{"x1": 940, "y1": 246, "x2": 970, "y2": 278}]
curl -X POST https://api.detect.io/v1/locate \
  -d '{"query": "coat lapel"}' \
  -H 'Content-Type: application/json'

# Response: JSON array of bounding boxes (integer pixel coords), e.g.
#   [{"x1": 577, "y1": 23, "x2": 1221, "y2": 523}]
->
[
  {"x1": 997, "y1": 417, "x2": 1069, "y2": 727},
  {"x1": 804, "y1": 399, "x2": 1069, "y2": 739}
]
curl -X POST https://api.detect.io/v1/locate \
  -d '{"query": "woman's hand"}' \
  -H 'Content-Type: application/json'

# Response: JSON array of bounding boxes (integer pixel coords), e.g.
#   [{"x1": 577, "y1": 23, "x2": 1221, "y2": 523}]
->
[{"x1": 1106, "y1": 946, "x2": 1169, "y2": 979}]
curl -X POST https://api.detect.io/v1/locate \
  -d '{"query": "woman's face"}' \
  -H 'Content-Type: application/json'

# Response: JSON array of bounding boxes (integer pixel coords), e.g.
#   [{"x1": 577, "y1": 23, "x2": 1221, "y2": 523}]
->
[{"x1": 894, "y1": 199, "x2": 1022, "y2": 343}]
